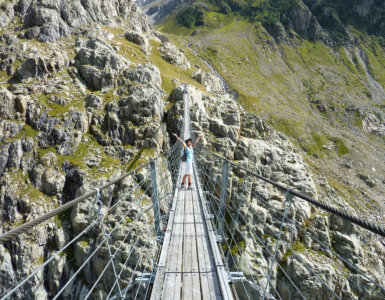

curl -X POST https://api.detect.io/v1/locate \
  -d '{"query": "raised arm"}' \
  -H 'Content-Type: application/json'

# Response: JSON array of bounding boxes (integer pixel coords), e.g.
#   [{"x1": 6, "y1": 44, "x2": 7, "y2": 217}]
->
[
  {"x1": 173, "y1": 133, "x2": 186, "y2": 148},
  {"x1": 193, "y1": 134, "x2": 203, "y2": 148}
]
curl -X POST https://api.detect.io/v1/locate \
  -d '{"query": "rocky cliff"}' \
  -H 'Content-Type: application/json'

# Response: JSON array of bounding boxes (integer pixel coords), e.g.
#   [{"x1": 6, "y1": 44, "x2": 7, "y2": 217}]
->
[{"x1": 0, "y1": 0, "x2": 384, "y2": 299}]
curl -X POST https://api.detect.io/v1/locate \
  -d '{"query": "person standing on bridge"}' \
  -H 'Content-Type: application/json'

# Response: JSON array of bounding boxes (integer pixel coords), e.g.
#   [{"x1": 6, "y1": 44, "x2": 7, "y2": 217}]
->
[{"x1": 173, "y1": 133, "x2": 203, "y2": 189}]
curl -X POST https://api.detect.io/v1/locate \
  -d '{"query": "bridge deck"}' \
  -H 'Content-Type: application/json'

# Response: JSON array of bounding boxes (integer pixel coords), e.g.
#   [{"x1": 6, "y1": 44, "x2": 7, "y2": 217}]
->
[{"x1": 151, "y1": 164, "x2": 232, "y2": 299}]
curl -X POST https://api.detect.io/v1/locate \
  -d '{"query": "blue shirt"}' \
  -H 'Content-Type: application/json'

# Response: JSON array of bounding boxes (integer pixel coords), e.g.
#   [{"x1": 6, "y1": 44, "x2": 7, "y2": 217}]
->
[{"x1": 181, "y1": 147, "x2": 194, "y2": 162}]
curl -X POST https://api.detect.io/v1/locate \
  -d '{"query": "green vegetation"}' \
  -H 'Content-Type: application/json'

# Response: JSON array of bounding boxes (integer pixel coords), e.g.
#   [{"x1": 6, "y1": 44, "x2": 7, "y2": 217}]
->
[
  {"x1": 157, "y1": 1, "x2": 385, "y2": 218},
  {"x1": 36, "y1": 134, "x2": 122, "y2": 178},
  {"x1": 36, "y1": 94, "x2": 85, "y2": 118},
  {"x1": 338, "y1": 46, "x2": 359, "y2": 76},
  {"x1": 230, "y1": 240, "x2": 246, "y2": 255},
  {"x1": 363, "y1": 45, "x2": 385, "y2": 87},
  {"x1": 281, "y1": 240, "x2": 306, "y2": 263},
  {"x1": 127, "y1": 148, "x2": 156, "y2": 171},
  {"x1": 176, "y1": 7, "x2": 204, "y2": 28},
  {"x1": 335, "y1": 138, "x2": 349, "y2": 156},
  {"x1": 148, "y1": 40, "x2": 206, "y2": 95},
  {"x1": 79, "y1": 240, "x2": 89, "y2": 247}
]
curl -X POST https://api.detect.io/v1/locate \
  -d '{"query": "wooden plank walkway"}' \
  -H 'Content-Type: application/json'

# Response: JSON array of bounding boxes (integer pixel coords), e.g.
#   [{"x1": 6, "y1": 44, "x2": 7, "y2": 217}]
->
[{"x1": 151, "y1": 163, "x2": 233, "y2": 300}]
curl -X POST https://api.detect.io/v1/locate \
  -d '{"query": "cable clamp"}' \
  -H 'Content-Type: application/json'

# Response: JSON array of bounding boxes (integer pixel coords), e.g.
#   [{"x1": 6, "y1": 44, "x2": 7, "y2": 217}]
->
[
  {"x1": 216, "y1": 235, "x2": 223, "y2": 243},
  {"x1": 156, "y1": 235, "x2": 164, "y2": 244},
  {"x1": 227, "y1": 272, "x2": 246, "y2": 284},
  {"x1": 135, "y1": 272, "x2": 155, "y2": 284}
]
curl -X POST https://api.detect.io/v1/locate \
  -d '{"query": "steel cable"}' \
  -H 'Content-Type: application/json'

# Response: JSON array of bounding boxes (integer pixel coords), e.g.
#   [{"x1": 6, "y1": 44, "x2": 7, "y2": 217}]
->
[
  {"x1": 196, "y1": 166, "x2": 302, "y2": 299},
  {"x1": 199, "y1": 150, "x2": 385, "y2": 238}
]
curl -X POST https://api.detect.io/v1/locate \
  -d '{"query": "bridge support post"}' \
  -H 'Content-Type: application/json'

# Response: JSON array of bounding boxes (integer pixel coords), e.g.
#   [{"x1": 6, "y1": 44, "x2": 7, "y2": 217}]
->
[
  {"x1": 219, "y1": 160, "x2": 230, "y2": 236},
  {"x1": 263, "y1": 189, "x2": 293, "y2": 299},
  {"x1": 150, "y1": 160, "x2": 162, "y2": 237}
]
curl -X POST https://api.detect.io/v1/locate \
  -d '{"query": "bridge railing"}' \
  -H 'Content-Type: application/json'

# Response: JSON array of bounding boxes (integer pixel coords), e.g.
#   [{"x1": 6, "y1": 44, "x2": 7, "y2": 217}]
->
[
  {"x1": 0, "y1": 142, "x2": 183, "y2": 300},
  {"x1": 194, "y1": 147, "x2": 385, "y2": 300}
]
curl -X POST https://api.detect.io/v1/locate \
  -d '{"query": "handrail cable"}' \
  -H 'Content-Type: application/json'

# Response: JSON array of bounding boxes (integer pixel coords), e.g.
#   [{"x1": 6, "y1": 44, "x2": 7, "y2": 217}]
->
[
  {"x1": 0, "y1": 144, "x2": 179, "y2": 244},
  {"x1": 197, "y1": 166, "x2": 304, "y2": 299},
  {"x1": 0, "y1": 172, "x2": 156, "y2": 300},
  {"x1": 200, "y1": 165, "x2": 385, "y2": 295},
  {"x1": 196, "y1": 150, "x2": 385, "y2": 238}
]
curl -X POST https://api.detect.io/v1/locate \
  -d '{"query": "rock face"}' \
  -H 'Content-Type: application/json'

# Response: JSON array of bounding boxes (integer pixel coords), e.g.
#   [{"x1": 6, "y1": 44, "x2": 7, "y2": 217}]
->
[
  {"x1": 17, "y1": 0, "x2": 149, "y2": 42},
  {"x1": 0, "y1": 0, "x2": 385, "y2": 300},
  {"x1": 159, "y1": 42, "x2": 191, "y2": 69},
  {"x1": 125, "y1": 30, "x2": 150, "y2": 54},
  {"x1": 362, "y1": 114, "x2": 385, "y2": 137},
  {"x1": 75, "y1": 38, "x2": 130, "y2": 90},
  {"x1": 167, "y1": 85, "x2": 385, "y2": 299},
  {"x1": 12, "y1": 51, "x2": 68, "y2": 82},
  {"x1": 193, "y1": 69, "x2": 222, "y2": 93}
]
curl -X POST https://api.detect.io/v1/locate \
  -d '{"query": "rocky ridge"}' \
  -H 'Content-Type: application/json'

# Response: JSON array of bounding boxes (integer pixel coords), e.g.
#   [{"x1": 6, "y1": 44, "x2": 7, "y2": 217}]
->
[{"x1": 0, "y1": 0, "x2": 384, "y2": 299}]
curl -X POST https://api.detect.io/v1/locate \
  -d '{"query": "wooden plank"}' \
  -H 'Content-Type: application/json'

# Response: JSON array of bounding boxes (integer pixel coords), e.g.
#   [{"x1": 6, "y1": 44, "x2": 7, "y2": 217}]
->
[
  {"x1": 183, "y1": 273, "x2": 193, "y2": 299},
  {"x1": 209, "y1": 272, "x2": 223, "y2": 300},
  {"x1": 153, "y1": 161, "x2": 234, "y2": 300},
  {"x1": 183, "y1": 235, "x2": 193, "y2": 272},
  {"x1": 162, "y1": 273, "x2": 182, "y2": 299},
  {"x1": 168, "y1": 190, "x2": 185, "y2": 273},
  {"x1": 151, "y1": 171, "x2": 183, "y2": 299},
  {"x1": 191, "y1": 184, "x2": 215, "y2": 299},
  {"x1": 192, "y1": 272, "x2": 201, "y2": 300}
]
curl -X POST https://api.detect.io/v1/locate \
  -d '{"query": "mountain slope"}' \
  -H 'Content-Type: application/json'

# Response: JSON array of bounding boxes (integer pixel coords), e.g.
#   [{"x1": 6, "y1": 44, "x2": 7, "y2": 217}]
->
[
  {"x1": 142, "y1": 0, "x2": 385, "y2": 225},
  {"x1": 0, "y1": 0, "x2": 385, "y2": 299}
]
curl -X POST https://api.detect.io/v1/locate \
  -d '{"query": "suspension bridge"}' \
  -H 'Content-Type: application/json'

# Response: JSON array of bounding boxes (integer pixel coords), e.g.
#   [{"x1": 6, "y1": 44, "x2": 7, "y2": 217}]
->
[{"x1": 0, "y1": 86, "x2": 385, "y2": 299}]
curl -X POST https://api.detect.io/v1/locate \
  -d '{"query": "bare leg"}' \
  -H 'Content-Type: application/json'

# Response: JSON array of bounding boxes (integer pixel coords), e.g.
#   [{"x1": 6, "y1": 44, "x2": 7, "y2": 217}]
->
[{"x1": 188, "y1": 175, "x2": 192, "y2": 186}]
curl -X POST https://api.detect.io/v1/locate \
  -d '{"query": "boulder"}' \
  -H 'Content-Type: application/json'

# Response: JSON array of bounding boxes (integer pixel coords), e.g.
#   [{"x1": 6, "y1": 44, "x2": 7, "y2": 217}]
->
[
  {"x1": 193, "y1": 69, "x2": 222, "y2": 93},
  {"x1": 0, "y1": 2, "x2": 15, "y2": 29},
  {"x1": 41, "y1": 168, "x2": 66, "y2": 196},
  {"x1": 24, "y1": 6, "x2": 70, "y2": 42},
  {"x1": 127, "y1": 64, "x2": 162, "y2": 88},
  {"x1": 125, "y1": 30, "x2": 150, "y2": 53},
  {"x1": 12, "y1": 52, "x2": 68, "y2": 82},
  {"x1": 75, "y1": 38, "x2": 130, "y2": 90},
  {"x1": 362, "y1": 114, "x2": 385, "y2": 137},
  {"x1": 0, "y1": 88, "x2": 15, "y2": 119},
  {"x1": 332, "y1": 232, "x2": 363, "y2": 265},
  {"x1": 0, "y1": 121, "x2": 23, "y2": 141},
  {"x1": 119, "y1": 85, "x2": 164, "y2": 125},
  {"x1": 159, "y1": 42, "x2": 190, "y2": 69},
  {"x1": 22, "y1": 0, "x2": 149, "y2": 42},
  {"x1": 85, "y1": 94, "x2": 103, "y2": 109}
]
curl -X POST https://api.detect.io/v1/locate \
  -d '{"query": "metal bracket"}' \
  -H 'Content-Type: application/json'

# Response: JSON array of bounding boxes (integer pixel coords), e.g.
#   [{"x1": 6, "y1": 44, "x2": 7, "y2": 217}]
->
[
  {"x1": 227, "y1": 272, "x2": 246, "y2": 284},
  {"x1": 92, "y1": 188, "x2": 102, "y2": 217},
  {"x1": 135, "y1": 272, "x2": 155, "y2": 284},
  {"x1": 207, "y1": 214, "x2": 215, "y2": 220},
  {"x1": 216, "y1": 235, "x2": 223, "y2": 243},
  {"x1": 156, "y1": 236, "x2": 164, "y2": 244}
]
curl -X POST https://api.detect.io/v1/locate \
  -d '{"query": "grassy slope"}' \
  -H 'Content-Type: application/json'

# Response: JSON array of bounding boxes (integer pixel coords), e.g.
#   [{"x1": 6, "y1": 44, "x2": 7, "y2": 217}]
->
[{"x1": 157, "y1": 12, "x2": 385, "y2": 219}]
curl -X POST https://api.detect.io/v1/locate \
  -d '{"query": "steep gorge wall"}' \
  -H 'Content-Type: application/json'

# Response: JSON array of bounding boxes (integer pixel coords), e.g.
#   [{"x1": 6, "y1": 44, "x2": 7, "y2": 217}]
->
[{"x1": 0, "y1": 0, "x2": 384, "y2": 299}]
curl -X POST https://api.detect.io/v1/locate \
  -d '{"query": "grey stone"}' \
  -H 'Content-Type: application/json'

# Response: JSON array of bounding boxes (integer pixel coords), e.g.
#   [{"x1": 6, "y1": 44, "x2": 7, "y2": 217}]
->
[
  {"x1": 12, "y1": 51, "x2": 68, "y2": 82},
  {"x1": 0, "y1": 2, "x2": 15, "y2": 29},
  {"x1": 127, "y1": 64, "x2": 162, "y2": 88},
  {"x1": 75, "y1": 38, "x2": 130, "y2": 90},
  {"x1": 159, "y1": 42, "x2": 190, "y2": 69},
  {"x1": 0, "y1": 88, "x2": 15, "y2": 119},
  {"x1": 193, "y1": 69, "x2": 222, "y2": 93},
  {"x1": 125, "y1": 30, "x2": 150, "y2": 53},
  {"x1": 85, "y1": 94, "x2": 103, "y2": 109}
]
